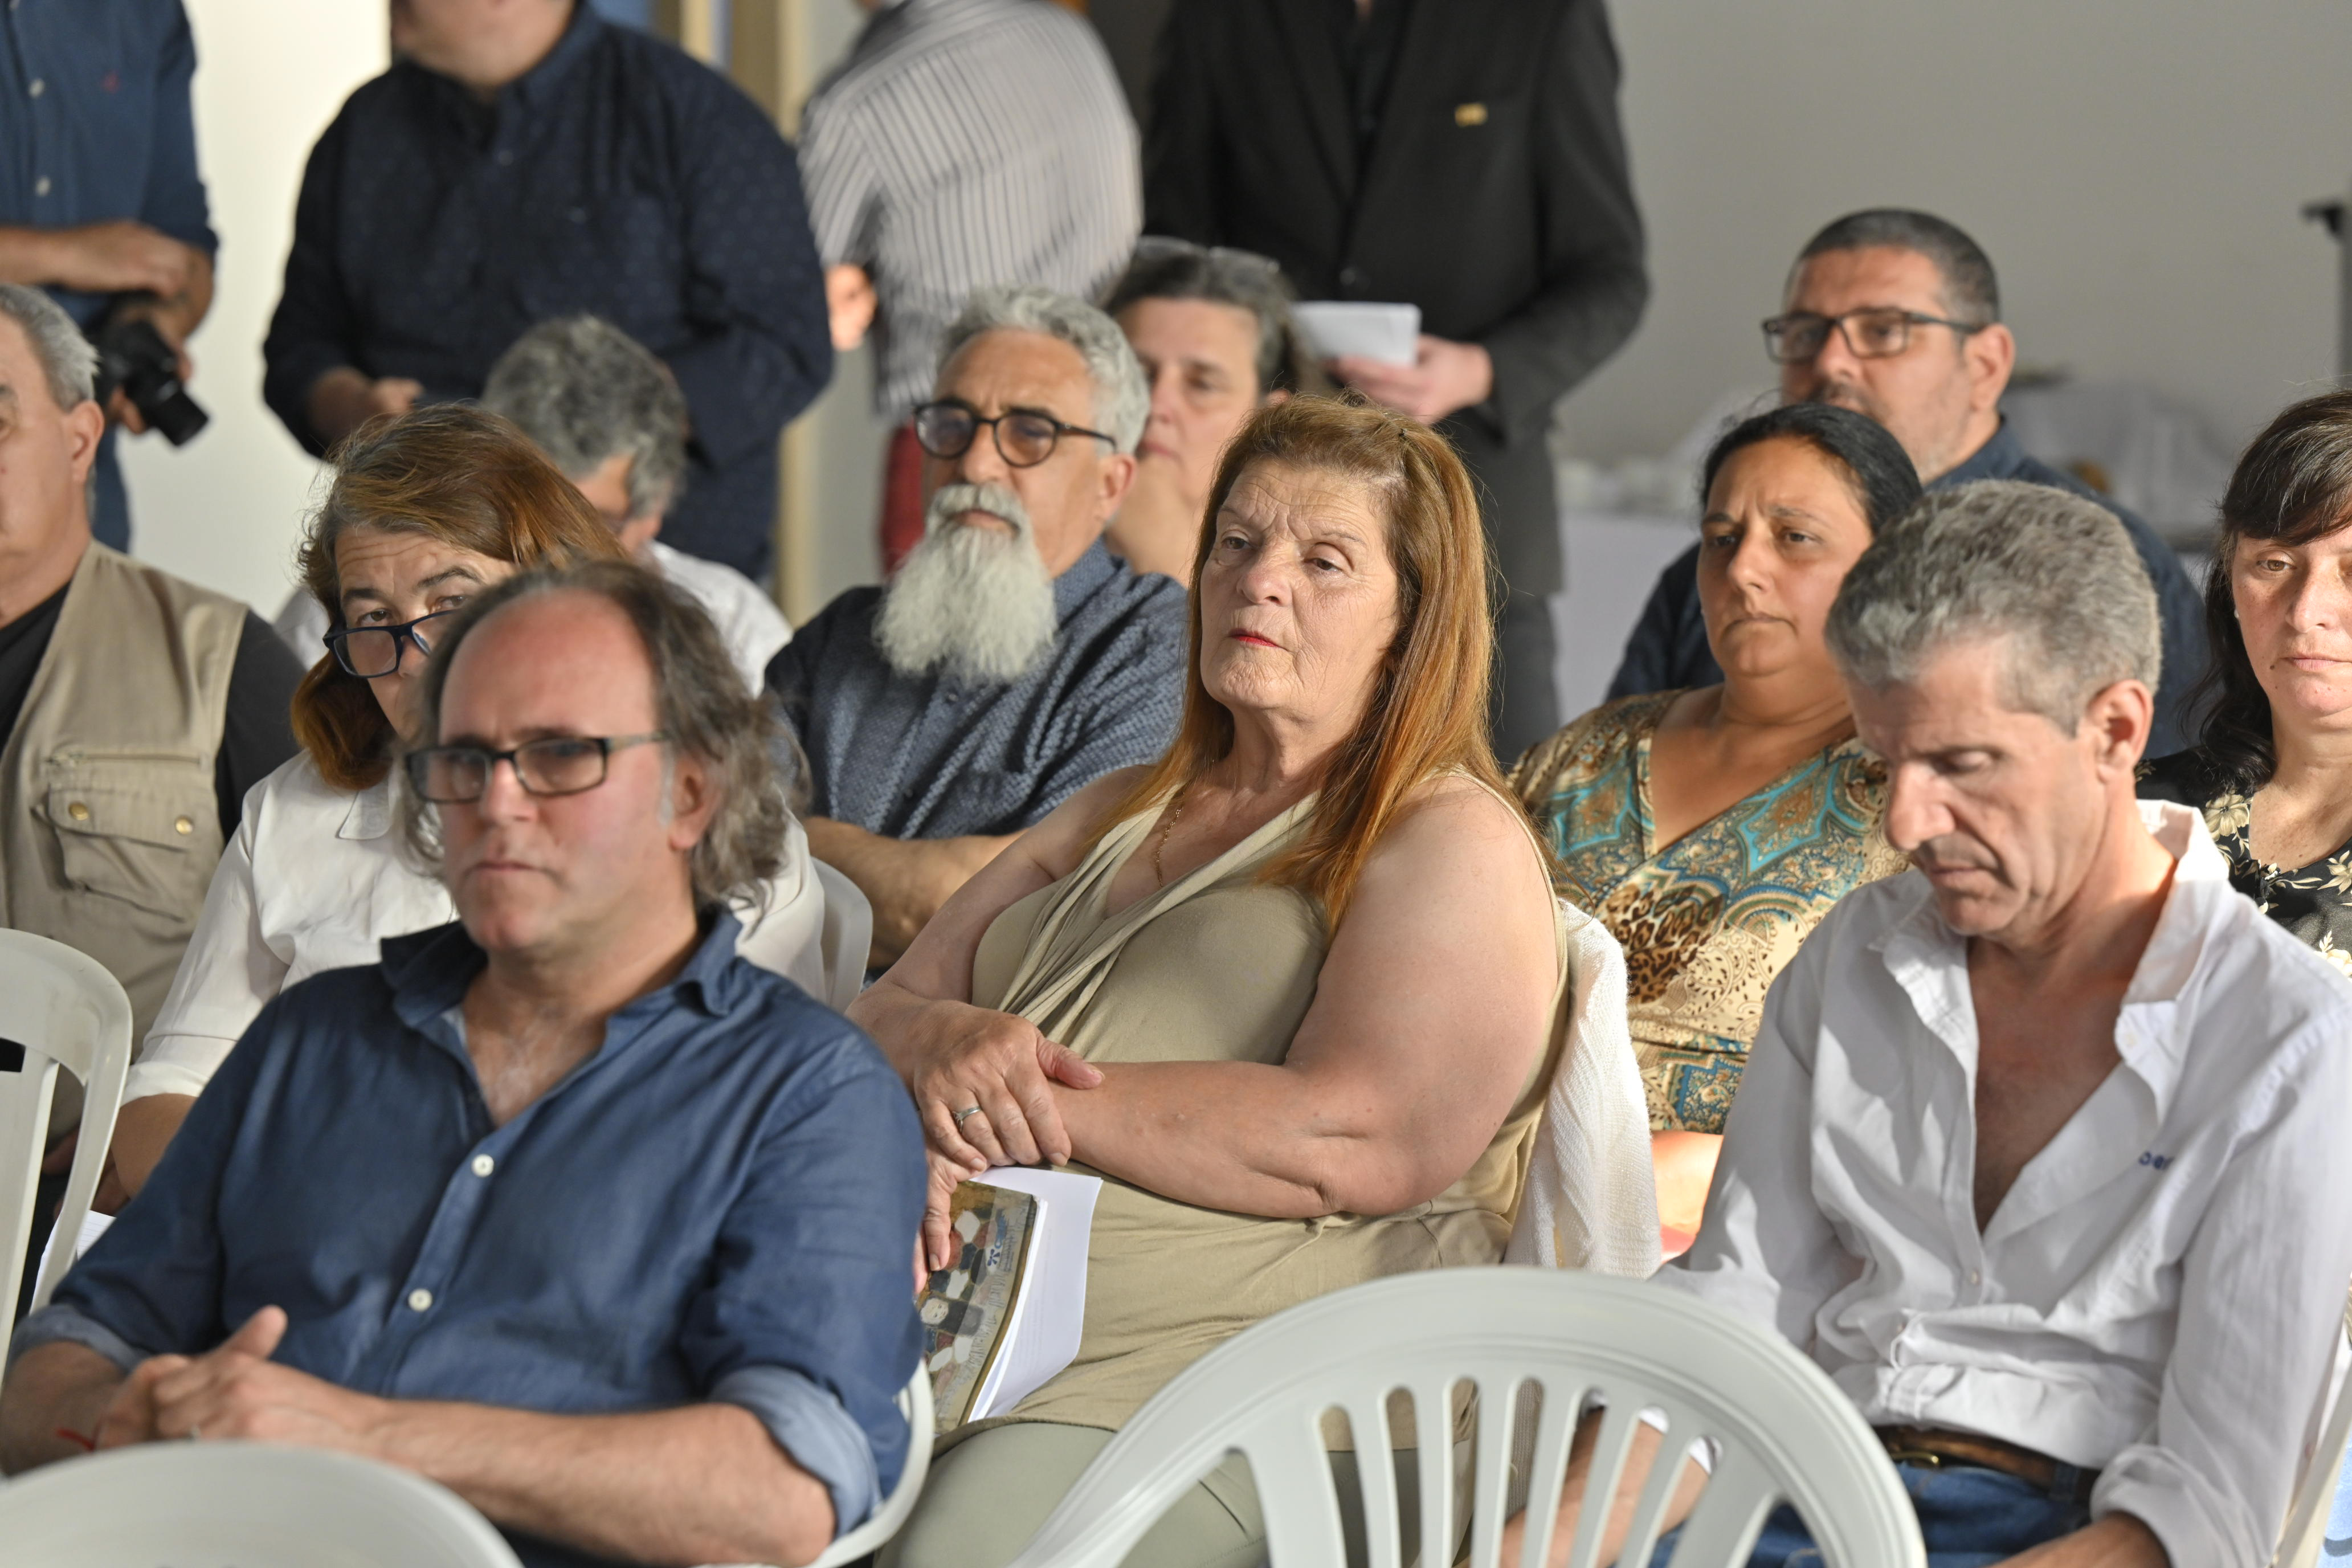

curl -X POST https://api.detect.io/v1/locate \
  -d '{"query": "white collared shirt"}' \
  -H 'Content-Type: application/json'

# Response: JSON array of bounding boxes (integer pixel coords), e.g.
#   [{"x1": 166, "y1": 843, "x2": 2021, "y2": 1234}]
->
[
  {"x1": 1663, "y1": 802, "x2": 2352, "y2": 1568},
  {"x1": 131, "y1": 752, "x2": 864, "y2": 1104}
]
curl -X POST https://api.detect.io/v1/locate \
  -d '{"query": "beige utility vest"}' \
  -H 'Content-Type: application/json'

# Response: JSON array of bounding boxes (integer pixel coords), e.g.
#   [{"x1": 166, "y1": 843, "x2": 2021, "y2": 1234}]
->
[{"x1": 1, "y1": 545, "x2": 244, "y2": 1077}]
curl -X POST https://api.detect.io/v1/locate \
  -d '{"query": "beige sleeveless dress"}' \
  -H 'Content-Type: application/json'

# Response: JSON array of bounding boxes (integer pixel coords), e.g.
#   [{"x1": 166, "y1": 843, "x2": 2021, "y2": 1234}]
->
[{"x1": 965, "y1": 789, "x2": 1566, "y2": 1435}]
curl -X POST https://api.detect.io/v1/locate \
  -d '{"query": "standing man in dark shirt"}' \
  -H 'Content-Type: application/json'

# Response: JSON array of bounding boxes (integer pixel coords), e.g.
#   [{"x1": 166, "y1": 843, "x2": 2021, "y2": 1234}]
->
[
  {"x1": 0, "y1": 0, "x2": 218, "y2": 552},
  {"x1": 1605, "y1": 210, "x2": 2210, "y2": 758},
  {"x1": 1147, "y1": 0, "x2": 1647, "y2": 757},
  {"x1": 263, "y1": 0, "x2": 831, "y2": 581}
]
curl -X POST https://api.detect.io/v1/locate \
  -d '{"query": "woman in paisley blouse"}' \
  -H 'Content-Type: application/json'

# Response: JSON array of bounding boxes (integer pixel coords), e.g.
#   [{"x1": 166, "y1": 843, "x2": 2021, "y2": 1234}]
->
[
  {"x1": 2141, "y1": 390, "x2": 2352, "y2": 977},
  {"x1": 1513, "y1": 402, "x2": 1920, "y2": 1240}
]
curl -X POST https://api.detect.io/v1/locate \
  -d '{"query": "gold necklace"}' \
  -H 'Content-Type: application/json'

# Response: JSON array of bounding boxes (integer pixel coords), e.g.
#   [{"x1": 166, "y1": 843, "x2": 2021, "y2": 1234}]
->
[{"x1": 1149, "y1": 783, "x2": 1192, "y2": 887}]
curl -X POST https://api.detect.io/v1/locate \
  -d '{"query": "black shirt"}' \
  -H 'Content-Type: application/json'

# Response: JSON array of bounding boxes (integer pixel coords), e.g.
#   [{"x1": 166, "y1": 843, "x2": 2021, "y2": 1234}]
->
[
  {"x1": 0, "y1": 583, "x2": 303, "y2": 840},
  {"x1": 1602, "y1": 420, "x2": 2214, "y2": 759},
  {"x1": 2140, "y1": 748, "x2": 2352, "y2": 967},
  {"x1": 260, "y1": 3, "x2": 831, "y2": 579}
]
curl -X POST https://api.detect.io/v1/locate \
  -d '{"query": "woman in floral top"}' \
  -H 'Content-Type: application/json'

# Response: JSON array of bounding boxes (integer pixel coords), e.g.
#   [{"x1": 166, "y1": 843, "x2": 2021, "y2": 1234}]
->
[
  {"x1": 1514, "y1": 403, "x2": 1920, "y2": 1238},
  {"x1": 2141, "y1": 389, "x2": 2352, "y2": 981}
]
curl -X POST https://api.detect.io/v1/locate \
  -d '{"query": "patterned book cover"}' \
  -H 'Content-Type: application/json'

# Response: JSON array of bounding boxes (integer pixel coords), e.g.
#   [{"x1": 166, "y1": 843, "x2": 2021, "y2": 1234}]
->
[{"x1": 920, "y1": 1181, "x2": 1039, "y2": 1431}]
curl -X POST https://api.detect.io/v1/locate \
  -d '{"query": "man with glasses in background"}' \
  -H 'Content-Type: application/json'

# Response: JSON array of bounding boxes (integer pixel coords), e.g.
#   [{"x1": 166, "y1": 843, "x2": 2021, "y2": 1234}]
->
[
  {"x1": 766, "y1": 287, "x2": 1186, "y2": 969},
  {"x1": 2, "y1": 562, "x2": 928, "y2": 1568},
  {"x1": 1607, "y1": 209, "x2": 2208, "y2": 757}
]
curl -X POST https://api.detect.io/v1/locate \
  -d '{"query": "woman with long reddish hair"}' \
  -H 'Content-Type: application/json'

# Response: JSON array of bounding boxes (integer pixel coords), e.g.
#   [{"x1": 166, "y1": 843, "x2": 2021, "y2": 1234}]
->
[{"x1": 854, "y1": 395, "x2": 1637, "y2": 1568}]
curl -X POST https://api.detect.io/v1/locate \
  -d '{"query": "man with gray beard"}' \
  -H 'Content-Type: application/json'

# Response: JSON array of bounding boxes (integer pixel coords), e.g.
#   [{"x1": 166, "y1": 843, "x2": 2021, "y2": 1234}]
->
[{"x1": 768, "y1": 287, "x2": 1187, "y2": 967}]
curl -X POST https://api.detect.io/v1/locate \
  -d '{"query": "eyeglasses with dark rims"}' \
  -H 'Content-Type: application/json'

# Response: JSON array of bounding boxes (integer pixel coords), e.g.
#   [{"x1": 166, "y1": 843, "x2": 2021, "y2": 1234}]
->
[
  {"x1": 912, "y1": 399, "x2": 1116, "y2": 469},
  {"x1": 323, "y1": 611, "x2": 459, "y2": 679},
  {"x1": 1760, "y1": 307, "x2": 1987, "y2": 365},
  {"x1": 402, "y1": 733, "x2": 670, "y2": 804}
]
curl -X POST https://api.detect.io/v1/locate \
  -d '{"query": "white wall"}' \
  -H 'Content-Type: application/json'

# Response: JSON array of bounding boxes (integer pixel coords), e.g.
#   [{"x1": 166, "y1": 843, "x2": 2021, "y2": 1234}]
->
[
  {"x1": 1555, "y1": 0, "x2": 2352, "y2": 463},
  {"x1": 117, "y1": 5, "x2": 386, "y2": 618}
]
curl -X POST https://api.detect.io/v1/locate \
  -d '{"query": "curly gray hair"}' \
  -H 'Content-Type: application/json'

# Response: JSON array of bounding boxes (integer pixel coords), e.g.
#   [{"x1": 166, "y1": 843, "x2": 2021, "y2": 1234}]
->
[
  {"x1": 0, "y1": 283, "x2": 98, "y2": 410},
  {"x1": 1826, "y1": 479, "x2": 2161, "y2": 731},
  {"x1": 395, "y1": 561, "x2": 787, "y2": 910},
  {"x1": 937, "y1": 284, "x2": 1148, "y2": 454},
  {"x1": 480, "y1": 316, "x2": 688, "y2": 521}
]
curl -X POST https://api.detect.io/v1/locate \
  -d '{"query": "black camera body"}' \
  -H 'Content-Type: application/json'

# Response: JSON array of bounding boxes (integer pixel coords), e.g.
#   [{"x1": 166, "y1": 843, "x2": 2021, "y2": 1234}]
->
[{"x1": 91, "y1": 316, "x2": 208, "y2": 447}]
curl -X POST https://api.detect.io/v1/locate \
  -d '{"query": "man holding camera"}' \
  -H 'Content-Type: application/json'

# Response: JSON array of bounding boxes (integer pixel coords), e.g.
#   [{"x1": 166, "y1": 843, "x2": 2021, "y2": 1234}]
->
[{"x1": 0, "y1": 0, "x2": 217, "y2": 551}]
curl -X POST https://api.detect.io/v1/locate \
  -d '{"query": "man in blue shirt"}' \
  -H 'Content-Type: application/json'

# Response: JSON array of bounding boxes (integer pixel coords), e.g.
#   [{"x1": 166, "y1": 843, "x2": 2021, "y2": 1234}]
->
[
  {"x1": 263, "y1": 0, "x2": 831, "y2": 580},
  {"x1": 0, "y1": 562, "x2": 926, "y2": 1568},
  {"x1": 1605, "y1": 210, "x2": 2210, "y2": 759},
  {"x1": 0, "y1": 0, "x2": 218, "y2": 551}
]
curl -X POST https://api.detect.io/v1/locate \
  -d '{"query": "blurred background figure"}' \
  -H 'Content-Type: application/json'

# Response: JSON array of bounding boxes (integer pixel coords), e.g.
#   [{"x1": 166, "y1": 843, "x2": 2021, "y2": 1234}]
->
[
  {"x1": 0, "y1": 0, "x2": 217, "y2": 551},
  {"x1": 1146, "y1": 0, "x2": 1647, "y2": 757},
  {"x1": 1101, "y1": 237, "x2": 1321, "y2": 584},
  {"x1": 482, "y1": 316, "x2": 791, "y2": 690},
  {"x1": 800, "y1": 0, "x2": 1140, "y2": 573},
  {"x1": 262, "y1": 0, "x2": 830, "y2": 582},
  {"x1": 1610, "y1": 209, "x2": 2210, "y2": 756}
]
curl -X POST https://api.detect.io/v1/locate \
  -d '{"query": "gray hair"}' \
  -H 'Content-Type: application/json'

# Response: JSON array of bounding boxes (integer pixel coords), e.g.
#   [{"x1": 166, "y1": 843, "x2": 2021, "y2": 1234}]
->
[
  {"x1": 396, "y1": 560, "x2": 787, "y2": 912},
  {"x1": 0, "y1": 283, "x2": 98, "y2": 410},
  {"x1": 480, "y1": 316, "x2": 688, "y2": 520},
  {"x1": 1102, "y1": 238, "x2": 1313, "y2": 395},
  {"x1": 1794, "y1": 209, "x2": 2000, "y2": 326},
  {"x1": 936, "y1": 285, "x2": 1148, "y2": 454},
  {"x1": 1826, "y1": 480, "x2": 2161, "y2": 730}
]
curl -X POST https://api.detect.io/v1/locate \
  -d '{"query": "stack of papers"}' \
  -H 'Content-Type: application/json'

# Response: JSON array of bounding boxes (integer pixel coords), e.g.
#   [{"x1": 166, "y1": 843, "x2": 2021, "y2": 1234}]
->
[{"x1": 1293, "y1": 301, "x2": 1422, "y2": 367}]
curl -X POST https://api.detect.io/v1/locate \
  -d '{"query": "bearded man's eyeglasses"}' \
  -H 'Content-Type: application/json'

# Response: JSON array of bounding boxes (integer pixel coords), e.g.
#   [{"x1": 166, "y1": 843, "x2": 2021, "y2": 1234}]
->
[
  {"x1": 913, "y1": 399, "x2": 1116, "y2": 469},
  {"x1": 1761, "y1": 307, "x2": 1986, "y2": 365}
]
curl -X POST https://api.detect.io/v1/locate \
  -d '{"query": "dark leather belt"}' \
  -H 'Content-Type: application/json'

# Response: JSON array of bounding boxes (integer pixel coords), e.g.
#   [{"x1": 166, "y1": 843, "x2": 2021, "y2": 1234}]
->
[{"x1": 1873, "y1": 1426, "x2": 2101, "y2": 1506}]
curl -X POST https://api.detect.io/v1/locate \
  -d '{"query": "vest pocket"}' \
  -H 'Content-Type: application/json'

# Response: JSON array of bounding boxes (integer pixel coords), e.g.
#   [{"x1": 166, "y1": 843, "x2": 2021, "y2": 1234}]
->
[{"x1": 42, "y1": 752, "x2": 217, "y2": 924}]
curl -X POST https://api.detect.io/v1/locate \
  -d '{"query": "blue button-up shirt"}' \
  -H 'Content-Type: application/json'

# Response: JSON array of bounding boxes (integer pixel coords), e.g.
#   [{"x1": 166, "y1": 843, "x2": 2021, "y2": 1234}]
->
[
  {"x1": 260, "y1": 2, "x2": 831, "y2": 579},
  {"x1": 17, "y1": 914, "x2": 925, "y2": 1568}
]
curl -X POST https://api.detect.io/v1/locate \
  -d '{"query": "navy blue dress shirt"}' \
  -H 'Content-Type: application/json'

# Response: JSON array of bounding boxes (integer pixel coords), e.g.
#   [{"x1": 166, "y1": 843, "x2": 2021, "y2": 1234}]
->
[
  {"x1": 261, "y1": 3, "x2": 831, "y2": 579},
  {"x1": 17, "y1": 914, "x2": 925, "y2": 1568},
  {"x1": 0, "y1": 0, "x2": 215, "y2": 550},
  {"x1": 767, "y1": 541, "x2": 1190, "y2": 839},
  {"x1": 1599, "y1": 420, "x2": 2212, "y2": 760}
]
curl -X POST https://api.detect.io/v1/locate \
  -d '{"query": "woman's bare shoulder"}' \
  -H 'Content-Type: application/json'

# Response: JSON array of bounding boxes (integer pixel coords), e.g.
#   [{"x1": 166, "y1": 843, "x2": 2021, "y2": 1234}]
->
[
  {"x1": 1374, "y1": 773, "x2": 1547, "y2": 880},
  {"x1": 1018, "y1": 766, "x2": 1159, "y2": 876}
]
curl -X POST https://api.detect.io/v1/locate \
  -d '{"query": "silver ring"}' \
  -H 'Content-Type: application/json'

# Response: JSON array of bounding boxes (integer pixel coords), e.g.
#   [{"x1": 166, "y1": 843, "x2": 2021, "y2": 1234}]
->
[{"x1": 952, "y1": 1105, "x2": 984, "y2": 1127}]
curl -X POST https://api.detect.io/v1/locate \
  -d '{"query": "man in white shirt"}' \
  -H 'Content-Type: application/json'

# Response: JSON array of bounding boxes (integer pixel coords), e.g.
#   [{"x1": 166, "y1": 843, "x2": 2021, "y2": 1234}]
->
[
  {"x1": 480, "y1": 315, "x2": 790, "y2": 692},
  {"x1": 1522, "y1": 480, "x2": 2352, "y2": 1567}
]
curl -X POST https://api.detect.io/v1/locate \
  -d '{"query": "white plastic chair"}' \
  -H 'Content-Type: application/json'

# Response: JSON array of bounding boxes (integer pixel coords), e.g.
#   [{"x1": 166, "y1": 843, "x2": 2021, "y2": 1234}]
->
[
  {"x1": 999, "y1": 1269, "x2": 1924, "y2": 1568},
  {"x1": 0, "y1": 1441, "x2": 522, "y2": 1567},
  {"x1": 0, "y1": 929, "x2": 132, "y2": 1357},
  {"x1": 2275, "y1": 1325, "x2": 2352, "y2": 1568},
  {"x1": 812, "y1": 857, "x2": 876, "y2": 1008},
  {"x1": 707, "y1": 1364, "x2": 933, "y2": 1568}
]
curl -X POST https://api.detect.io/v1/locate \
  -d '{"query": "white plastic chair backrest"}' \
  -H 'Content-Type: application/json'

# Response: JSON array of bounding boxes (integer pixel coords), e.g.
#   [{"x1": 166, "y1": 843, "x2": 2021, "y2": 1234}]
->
[
  {"x1": 812, "y1": 857, "x2": 875, "y2": 1010},
  {"x1": 0, "y1": 1440, "x2": 522, "y2": 1567},
  {"x1": 2274, "y1": 1326, "x2": 2352, "y2": 1568},
  {"x1": 0, "y1": 929, "x2": 132, "y2": 1352},
  {"x1": 1000, "y1": 1269, "x2": 1924, "y2": 1568},
  {"x1": 704, "y1": 1363, "x2": 933, "y2": 1568}
]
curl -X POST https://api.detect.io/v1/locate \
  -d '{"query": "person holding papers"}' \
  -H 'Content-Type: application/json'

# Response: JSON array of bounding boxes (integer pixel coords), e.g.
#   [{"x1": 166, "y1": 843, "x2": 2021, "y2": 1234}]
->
[
  {"x1": 1145, "y1": 0, "x2": 1648, "y2": 756},
  {"x1": 853, "y1": 397, "x2": 1654, "y2": 1568}
]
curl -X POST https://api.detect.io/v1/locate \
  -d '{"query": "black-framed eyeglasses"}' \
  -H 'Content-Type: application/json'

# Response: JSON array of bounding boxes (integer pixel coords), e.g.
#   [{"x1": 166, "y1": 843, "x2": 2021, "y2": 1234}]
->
[
  {"x1": 324, "y1": 611, "x2": 457, "y2": 679},
  {"x1": 1761, "y1": 308, "x2": 1986, "y2": 365},
  {"x1": 912, "y1": 399, "x2": 1115, "y2": 469},
  {"x1": 403, "y1": 732, "x2": 669, "y2": 804}
]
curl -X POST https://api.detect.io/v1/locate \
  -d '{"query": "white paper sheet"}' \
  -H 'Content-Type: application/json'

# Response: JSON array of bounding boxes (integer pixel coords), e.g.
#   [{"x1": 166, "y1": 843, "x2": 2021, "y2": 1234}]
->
[
  {"x1": 967, "y1": 1165, "x2": 1101, "y2": 1420},
  {"x1": 34, "y1": 1207, "x2": 113, "y2": 1292},
  {"x1": 1293, "y1": 301, "x2": 1422, "y2": 367}
]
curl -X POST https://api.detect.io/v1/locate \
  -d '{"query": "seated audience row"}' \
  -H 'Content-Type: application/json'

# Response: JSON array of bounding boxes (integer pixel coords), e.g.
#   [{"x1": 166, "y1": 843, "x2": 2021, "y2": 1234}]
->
[
  {"x1": 1514, "y1": 402, "x2": 1919, "y2": 1236},
  {"x1": 108, "y1": 405, "x2": 858, "y2": 1200}
]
